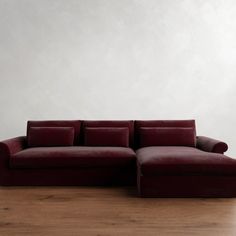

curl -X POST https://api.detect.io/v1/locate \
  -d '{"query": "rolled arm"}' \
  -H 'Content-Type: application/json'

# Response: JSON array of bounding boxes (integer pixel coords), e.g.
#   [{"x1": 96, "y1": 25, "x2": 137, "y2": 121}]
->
[
  {"x1": 196, "y1": 136, "x2": 228, "y2": 154},
  {"x1": 0, "y1": 136, "x2": 26, "y2": 185},
  {"x1": 0, "y1": 136, "x2": 27, "y2": 168},
  {"x1": 0, "y1": 136, "x2": 26, "y2": 156}
]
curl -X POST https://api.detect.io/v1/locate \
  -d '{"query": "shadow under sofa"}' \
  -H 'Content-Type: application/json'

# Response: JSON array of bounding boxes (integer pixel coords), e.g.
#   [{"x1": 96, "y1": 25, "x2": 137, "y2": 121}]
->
[{"x1": 0, "y1": 119, "x2": 235, "y2": 197}]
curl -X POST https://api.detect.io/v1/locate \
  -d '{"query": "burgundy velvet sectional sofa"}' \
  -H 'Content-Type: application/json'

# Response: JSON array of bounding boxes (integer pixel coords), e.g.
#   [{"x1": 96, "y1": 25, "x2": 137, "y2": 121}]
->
[{"x1": 0, "y1": 119, "x2": 235, "y2": 197}]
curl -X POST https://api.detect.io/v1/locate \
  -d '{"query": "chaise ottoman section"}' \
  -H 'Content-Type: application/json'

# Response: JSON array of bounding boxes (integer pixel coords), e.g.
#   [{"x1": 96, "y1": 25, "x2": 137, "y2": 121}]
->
[{"x1": 137, "y1": 146, "x2": 236, "y2": 197}]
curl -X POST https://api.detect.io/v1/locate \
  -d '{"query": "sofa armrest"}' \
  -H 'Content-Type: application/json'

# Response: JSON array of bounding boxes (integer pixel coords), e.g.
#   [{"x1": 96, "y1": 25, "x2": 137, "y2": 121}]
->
[
  {"x1": 196, "y1": 136, "x2": 228, "y2": 154},
  {"x1": 0, "y1": 136, "x2": 26, "y2": 185},
  {"x1": 0, "y1": 136, "x2": 26, "y2": 156},
  {"x1": 0, "y1": 136, "x2": 26, "y2": 168}
]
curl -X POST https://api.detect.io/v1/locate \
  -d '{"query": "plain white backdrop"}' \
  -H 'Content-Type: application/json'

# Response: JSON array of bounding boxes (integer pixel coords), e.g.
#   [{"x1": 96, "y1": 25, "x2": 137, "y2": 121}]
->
[{"x1": 0, "y1": 0, "x2": 236, "y2": 156}]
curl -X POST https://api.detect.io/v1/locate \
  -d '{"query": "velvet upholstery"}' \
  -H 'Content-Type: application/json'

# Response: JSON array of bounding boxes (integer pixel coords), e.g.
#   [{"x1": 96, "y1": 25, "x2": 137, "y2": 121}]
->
[
  {"x1": 136, "y1": 146, "x2": 236, "y2": 176},
  {"x1": 4, "y1": 167, "x2": 136, "y2": 186},
  {"x1": 27, "y1": 120, "x2": 81, "y2": 145},
  {"x1": 0, "y1": 120, "x2": 234, "y2": 196},
  {"x1": 135, "y1": 120, "x2": 196, "y2": 148},
  {"x1": 10, "y1": 146, "x2": 136, "y2": 168},
  {"x1": 139, "y1": 127, "x2": 196, "y2": 147},
  {"x1": 84, "y1": 127, "x2": 129, "y2": 147},
  {"x1": 0, "y1": 136, "x2": 26, "y2": 185},
  {"x1": 138, "y1": 175, "x2": 236, "y2": 197},
  {"x1": 136, "y1": 145, "x2": 236, "y2": 197},
  {"x1": 135, "y1": 120, "x2": 196, "y2": 129},
  {"x1": 197, "y1": 136, "x2": 228, "y2": 154},
  {"x1": 28, "y1": 127, "x2": 75, "y2": 147},
  {"x1": 82, "y1": 120, "x2": 134, "y2": 147}
]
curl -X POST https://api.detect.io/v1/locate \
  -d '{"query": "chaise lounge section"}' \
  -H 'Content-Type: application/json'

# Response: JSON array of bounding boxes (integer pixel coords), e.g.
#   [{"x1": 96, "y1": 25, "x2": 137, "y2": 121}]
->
[{"x1": 135, "y1": 120, "x2": 236, "y2": 197}]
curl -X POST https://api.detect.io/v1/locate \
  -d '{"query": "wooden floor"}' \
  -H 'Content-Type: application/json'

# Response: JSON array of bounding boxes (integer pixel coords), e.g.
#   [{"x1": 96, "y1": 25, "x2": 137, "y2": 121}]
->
[{"x1": 1, "y1": 187, "x2": 236, "y2": 236}]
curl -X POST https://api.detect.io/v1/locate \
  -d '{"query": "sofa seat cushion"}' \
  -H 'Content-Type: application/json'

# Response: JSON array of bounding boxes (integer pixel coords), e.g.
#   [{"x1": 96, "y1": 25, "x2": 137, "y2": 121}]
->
[
  {"x1": 10, "y1": 147, "x2": 136, "y2": 169},
  {"x1": 136, "y1": 146, "x2": 236, "y2": 176}
]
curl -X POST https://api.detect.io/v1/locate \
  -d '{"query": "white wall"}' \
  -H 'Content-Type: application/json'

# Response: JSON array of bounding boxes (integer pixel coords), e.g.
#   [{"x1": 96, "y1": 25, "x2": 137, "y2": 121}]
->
[{"x1": 0, "y1": 0, "x2": 236, "y2": 156}]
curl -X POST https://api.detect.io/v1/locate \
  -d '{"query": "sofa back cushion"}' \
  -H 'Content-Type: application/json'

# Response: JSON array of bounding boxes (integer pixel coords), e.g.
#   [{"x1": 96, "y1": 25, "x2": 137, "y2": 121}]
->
[
  {"x1": 27, "y1": 120, "x2": 81, "y2": 145},
  {"x1": 82, "y1": 120, "x2": 134, "y2": 147},
  {"x1": 28, "y1": 127, "x2": 75, "y2": 147},
  {"x1": 139, "y1": 127, "x2": 196, "y2": 147},
  {"x1": 135, "y1": 120, "x2": 196, "y2": 148},
  {"x1": 84, "y1": 127, "x2": 129, "y2": 147}
]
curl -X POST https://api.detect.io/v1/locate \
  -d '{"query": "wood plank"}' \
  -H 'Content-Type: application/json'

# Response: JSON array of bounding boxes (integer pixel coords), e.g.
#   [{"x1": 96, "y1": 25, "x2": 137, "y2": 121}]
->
[{"x1": 0, "y1": 187, "x2": 236, "y2": 236}]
